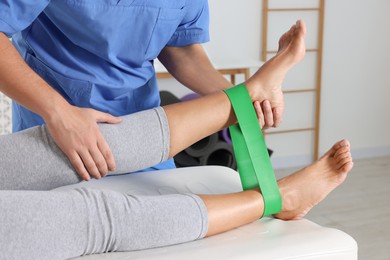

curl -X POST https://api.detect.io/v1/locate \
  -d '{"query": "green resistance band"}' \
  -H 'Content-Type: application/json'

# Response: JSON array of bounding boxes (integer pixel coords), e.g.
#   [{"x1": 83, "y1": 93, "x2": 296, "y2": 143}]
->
[{"x1": 224, "y1": 84, "x2": 282, "y2": 217}]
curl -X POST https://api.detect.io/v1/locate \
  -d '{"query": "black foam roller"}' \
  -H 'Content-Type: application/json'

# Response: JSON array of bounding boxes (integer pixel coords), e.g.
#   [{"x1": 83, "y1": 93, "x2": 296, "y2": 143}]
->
[
  {"x1": 199, "y1": 141, "x2": 237, "y2": 170},
  {"x1": 185, "y1": 133, "x2": 219, "y2": 158},
  {"x1": 174, "y1": 151, "x2": 200, "y2": 168},
  {"x1": 160, "y1": 91, "x2": 180, "y2": 106}
]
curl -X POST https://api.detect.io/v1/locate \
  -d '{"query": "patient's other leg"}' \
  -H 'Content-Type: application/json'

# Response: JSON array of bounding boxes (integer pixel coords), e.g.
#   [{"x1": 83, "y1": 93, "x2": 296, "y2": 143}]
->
[
  {"x1": 275, "y1": 139, "x2": 353, "y2": 220},
  {"x1": 0, "y1": 188, "x2": 208, "y2": 259},
  {"x1": 0, "y1": 141, "x2": 352, "y2": 259}
]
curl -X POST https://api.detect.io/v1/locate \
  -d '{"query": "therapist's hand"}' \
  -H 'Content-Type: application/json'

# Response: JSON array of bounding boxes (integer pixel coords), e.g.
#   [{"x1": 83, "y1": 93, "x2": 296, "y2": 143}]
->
[
  {"x1": 45, "y1": 105, "x2": 122, "y2": 181},
  {"x1": 253, "y1": 100, "x2": 277, "y2": 130}
]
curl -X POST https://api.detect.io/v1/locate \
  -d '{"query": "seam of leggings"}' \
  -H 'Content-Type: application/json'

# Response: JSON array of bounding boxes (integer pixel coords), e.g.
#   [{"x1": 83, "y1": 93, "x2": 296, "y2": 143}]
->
[
  {"x1": 154, "y1": 107, "x2": 170, "y2": 163},
  {"x1": 183, "y1": 193, "x2": 209, "y2": 239}
]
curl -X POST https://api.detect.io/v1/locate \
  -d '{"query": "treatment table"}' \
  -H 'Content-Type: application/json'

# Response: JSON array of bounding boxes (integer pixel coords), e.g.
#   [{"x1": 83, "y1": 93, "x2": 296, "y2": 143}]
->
[{"x1": 55, "y1": 166, "x2": 358, "y2": 260}]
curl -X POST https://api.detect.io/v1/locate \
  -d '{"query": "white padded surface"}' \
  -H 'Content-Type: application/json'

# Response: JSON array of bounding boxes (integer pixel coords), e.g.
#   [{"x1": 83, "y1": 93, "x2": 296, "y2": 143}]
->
[{"x1": 55, "y1": 166, "x2": 358, "y2": 260}]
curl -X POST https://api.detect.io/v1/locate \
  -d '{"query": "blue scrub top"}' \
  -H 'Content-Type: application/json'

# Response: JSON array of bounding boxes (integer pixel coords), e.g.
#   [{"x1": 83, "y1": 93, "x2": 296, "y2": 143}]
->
[{"x1": 0, "y1": 0, "x2": 210, "y2": 171}]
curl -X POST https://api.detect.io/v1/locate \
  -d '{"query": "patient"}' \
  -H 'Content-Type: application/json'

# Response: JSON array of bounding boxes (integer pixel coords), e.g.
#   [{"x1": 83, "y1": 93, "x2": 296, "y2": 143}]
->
[{"x1": 0, "y1": 20, "x2": 353, "y2": 259}]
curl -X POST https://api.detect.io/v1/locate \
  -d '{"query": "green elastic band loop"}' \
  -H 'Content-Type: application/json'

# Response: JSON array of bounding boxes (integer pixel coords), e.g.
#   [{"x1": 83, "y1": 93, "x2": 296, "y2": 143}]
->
[{"x1": 224, "y1": 84, "x2": 282, "y2": 216}]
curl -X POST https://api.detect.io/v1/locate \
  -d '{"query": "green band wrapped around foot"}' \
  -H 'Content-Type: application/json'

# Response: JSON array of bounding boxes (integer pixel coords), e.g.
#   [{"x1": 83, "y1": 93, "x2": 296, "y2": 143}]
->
[{"x1": 224, "y1": 84, "x2": 282, "y2": 217}]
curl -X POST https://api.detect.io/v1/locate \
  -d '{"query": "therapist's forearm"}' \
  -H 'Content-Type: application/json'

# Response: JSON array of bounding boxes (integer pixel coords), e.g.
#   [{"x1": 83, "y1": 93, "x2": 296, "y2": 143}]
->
[
  {"x1": 0, "y1": 32, "x2": 69, "y2": 120},
  {"x1": 158, "y1": 44, "x2": 232, "y2": 95},
  {"x1": 0, "y1": 32, "x2": 120, "y2": 181}
]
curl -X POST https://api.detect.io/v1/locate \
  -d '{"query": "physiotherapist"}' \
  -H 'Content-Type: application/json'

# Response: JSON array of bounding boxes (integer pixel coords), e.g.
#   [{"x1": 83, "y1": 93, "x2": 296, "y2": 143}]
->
[{"x1": 0, "y1": 0, "x2": 282, "y2": 181}]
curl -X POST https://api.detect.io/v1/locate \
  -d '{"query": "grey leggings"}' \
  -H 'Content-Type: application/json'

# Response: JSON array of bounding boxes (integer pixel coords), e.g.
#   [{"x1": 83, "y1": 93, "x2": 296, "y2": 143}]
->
[{"x1": 0, "y1": 107, "x2": 208, "y2": 260}]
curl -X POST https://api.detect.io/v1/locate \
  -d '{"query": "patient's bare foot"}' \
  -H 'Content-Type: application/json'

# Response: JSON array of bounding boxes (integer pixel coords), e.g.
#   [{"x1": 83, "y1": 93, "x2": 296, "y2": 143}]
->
[
  {"x1": 246, "y1": 20, "x2": 306, "y2": 126},
  {"x1": 274, "y1": 140, "x2": 353, "y2": 220}
]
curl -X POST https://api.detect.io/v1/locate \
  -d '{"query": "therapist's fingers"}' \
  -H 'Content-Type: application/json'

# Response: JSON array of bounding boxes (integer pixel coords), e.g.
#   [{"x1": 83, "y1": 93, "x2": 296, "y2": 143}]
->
[
  {"x1": 253, "y1": 101, "x2": 265, "y2": 129},
  {"x1": 93, "y1": 110, "x2": 123, "y2": 124},
  {"x1": 67, "y1": 151, "x2": 91, "y2": 181},
  {"x1": 70, "y1": 127, "x2": 110, "y2": 179},
  {"x1": 262, "y1": 100, "x2": 274, "y2": 129},
  {"x1": 273, "y1": 107, "x2": 284, "y2": 128},
  {"x1": 90, "y1": 110, "x2": 119, "y2": 172},
  {"x1": 89, "y1": 142, "x2": 109, "y2": 177},
  {"x1": 45, "y1": 106, "x2": 120, "y2": 180},
  {"x1": 79, "y1": 149, "x2": 103, "y2": 180},
  {"x1": 96, "y1": 130, "x2": 116, "y2": 174}
]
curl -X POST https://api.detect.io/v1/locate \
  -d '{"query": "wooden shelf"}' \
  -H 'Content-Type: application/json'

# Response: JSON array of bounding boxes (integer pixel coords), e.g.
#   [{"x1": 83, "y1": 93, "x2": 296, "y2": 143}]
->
[
  {"x1": 265, "y1": 127, "x2": 315, "y2": 135},
  {"x1": 283, "y1": 89, "x2": 316, "y2": 94},
  {"x1": 268, "y1": 8, "x2": 320, "y2": 12},
  {"x1": 266, "y1": 48, "x2": 318, "y2": 54}
]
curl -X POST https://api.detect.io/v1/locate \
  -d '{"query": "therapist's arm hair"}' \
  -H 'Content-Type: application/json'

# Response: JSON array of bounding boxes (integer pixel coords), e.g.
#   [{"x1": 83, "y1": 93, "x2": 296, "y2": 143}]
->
[
  {"x1": 158, "y1": 44, "x2": 277, "y2": 129},
  {"x1": 0, "y1": 32, "x2": 120, "y2": 181}
]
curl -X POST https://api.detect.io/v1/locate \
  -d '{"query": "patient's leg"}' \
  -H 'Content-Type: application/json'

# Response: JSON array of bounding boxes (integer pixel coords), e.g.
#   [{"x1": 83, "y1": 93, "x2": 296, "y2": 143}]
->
[
  {"x1": 0, "y1": 108, "x2": 170, "y2": 190},
  {"x1": 0, "y1": 188, "x2": 208, "y2": 259}
]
